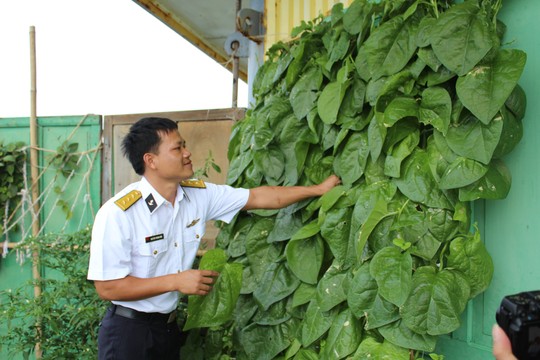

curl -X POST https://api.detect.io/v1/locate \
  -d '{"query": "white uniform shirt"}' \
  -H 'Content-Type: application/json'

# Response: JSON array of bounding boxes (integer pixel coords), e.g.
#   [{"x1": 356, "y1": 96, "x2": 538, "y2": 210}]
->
[{"x1": 87, "y1": 177, "x2": 249, "y2": 313}]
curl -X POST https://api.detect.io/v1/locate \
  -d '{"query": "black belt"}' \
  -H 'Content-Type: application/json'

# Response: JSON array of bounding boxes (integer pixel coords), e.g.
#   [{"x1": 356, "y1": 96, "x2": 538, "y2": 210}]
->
[{"x1": 110, "y1": 304, "x2": 177, "y2": 324}]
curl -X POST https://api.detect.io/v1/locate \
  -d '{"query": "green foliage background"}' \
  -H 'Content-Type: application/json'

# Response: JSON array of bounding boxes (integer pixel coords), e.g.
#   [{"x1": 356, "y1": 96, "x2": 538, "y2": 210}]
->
[
  {"x1": 0, "y1": 229, "x2": 108, "y2": 359},
  {"x1": 0, "y1": 141, "x2": 26, "y2": 234},
  {"x1": 183, "y1": 0, "x2": 527, "y2": 359}
]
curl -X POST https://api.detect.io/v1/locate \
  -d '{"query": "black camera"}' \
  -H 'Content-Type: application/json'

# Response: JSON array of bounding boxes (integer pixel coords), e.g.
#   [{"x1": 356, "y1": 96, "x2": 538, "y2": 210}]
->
[{"x1": 496, "y1": 291, "x2": 540, "y2": 360}]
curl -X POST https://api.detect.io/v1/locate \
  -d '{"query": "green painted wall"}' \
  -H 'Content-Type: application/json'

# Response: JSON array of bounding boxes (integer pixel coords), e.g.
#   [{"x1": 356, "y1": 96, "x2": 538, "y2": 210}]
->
[
  {"x1": 0, "y1": 115, "x2": 101, "y2": 359},
  {"x1": 437, "y1": 0, "x2": 540, "y2": 358}
]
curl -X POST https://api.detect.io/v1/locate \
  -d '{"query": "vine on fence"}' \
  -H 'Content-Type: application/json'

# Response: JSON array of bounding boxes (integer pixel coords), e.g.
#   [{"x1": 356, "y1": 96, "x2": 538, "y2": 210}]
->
[
  {"x1": 0, "y1": 142, "x2": 26, "y2": 238},
  {"x1": 0, "y1": 228, "x2": 107, "y2": 359}
]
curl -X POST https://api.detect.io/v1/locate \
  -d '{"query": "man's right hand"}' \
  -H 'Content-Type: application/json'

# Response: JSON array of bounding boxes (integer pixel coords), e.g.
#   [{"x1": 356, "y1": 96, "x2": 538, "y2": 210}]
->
[{"x1": 175, "y1": 269, "x2": 219, "y2": 295}]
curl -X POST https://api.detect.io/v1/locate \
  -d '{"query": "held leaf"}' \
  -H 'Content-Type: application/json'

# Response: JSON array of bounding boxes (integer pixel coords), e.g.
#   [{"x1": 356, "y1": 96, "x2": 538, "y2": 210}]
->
[{"x1": 184, "y1": 249, "x2": 243, "y2": 330}]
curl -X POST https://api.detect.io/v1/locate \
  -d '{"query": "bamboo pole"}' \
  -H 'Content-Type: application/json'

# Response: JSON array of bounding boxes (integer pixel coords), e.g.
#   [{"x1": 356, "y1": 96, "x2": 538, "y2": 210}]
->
[{"x1": 29, "y1": 25, "x2": 43, "y2": 360}]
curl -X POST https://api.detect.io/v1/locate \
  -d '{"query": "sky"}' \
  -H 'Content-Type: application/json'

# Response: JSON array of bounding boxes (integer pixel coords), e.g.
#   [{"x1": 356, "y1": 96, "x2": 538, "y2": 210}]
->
[{"x1": 0, "y1": 0, "x2": 248, "y2": 118}]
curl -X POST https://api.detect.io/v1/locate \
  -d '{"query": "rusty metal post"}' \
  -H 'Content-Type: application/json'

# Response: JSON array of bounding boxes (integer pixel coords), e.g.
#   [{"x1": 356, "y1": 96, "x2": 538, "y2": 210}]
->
[{"x1": 232, "y1": 0, "x2": 242, "y2": 108}]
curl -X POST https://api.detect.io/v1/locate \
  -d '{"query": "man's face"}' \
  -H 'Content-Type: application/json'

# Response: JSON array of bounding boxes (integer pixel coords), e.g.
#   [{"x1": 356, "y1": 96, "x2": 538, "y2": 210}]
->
[{"x1": 148, "y1": 129, "x2": 193, "y2": 181}]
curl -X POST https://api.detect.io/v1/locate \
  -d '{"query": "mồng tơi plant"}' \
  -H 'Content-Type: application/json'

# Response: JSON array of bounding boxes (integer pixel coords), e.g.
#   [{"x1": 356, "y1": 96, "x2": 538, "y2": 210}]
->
[{"x1": 182, "y1": 0, "x2": 526, "y2": 358}]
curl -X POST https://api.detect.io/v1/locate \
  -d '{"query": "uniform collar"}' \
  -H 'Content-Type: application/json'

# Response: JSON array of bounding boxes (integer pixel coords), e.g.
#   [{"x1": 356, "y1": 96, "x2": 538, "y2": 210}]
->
[{"x1": 139, "y1": 177, "x2": 186, "y2": 214}]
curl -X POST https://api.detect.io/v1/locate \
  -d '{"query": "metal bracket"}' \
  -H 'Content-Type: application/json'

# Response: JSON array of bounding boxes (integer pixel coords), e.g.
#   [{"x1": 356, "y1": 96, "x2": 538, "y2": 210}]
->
[
  {"x1": 224, "y1": 31, "x2": 250, "y2": 58},
  {"x1": 237, "y1": 8, "x2": 264, "y2": 42}
]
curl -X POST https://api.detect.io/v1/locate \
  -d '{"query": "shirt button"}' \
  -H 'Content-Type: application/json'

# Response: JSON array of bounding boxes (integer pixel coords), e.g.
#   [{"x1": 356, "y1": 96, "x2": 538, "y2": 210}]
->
[
  {"x1": 174, "y1": 242, "x2": 178, "y2": 247},
  {"x1": 153, "y1": 250, "x2": 158, "y2": 255},
  {"x1": 196, "y1": 234, "x2": 200, "y2": 239}
]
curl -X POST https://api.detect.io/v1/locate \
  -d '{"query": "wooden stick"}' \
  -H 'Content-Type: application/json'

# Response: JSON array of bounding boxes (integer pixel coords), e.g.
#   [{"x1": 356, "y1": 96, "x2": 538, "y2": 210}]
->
[{"x1": 29, "y1": 25, "x2": 43, "y2": 360}]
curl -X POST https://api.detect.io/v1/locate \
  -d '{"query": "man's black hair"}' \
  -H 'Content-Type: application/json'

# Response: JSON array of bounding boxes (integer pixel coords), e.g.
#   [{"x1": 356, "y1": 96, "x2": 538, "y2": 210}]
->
[{"x1": 121, "y1": 117, "x2": 178, "y2": 175}]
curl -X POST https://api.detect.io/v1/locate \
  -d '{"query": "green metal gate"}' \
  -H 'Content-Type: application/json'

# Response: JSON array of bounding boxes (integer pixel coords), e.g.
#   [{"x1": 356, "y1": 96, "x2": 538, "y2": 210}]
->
[{"x1": 0, "y1": 115, "x2": 101, "y2": 360}]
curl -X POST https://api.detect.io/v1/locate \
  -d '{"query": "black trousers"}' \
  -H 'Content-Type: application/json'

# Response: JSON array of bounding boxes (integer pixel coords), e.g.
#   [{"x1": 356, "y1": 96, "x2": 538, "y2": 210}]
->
[{"x1": 98, "y1": 306, "x2": 181, "y2": 360}]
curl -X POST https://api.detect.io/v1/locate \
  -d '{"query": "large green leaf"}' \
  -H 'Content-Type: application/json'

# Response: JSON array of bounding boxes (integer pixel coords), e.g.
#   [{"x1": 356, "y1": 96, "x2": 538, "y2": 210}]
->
[
  {"x1": 240, "y1": 321, "x2": 294, "y2": 360},
  {"x1": 384, "y1": 130, "x2": 420, "y2": 178},
  {"x1": 456, "y1": 49, "x2": 527, "y2": 124},
  {"x1": 339, "y1": 77, "x2": 367, "y2": 119},
  {"x1": 226, "y1": 151, "x2": 253, "y2": 185},
  {"x1": 393, "y1": 149, "x2": 453, "y2": 209},
  {"x1": 320, "y1": 185, "x2": 347, "y2": 212},
  {"x1": 401, "y1": 266, "x2": 470, "y2": 335},
  {"x1": 253, "y1": 146, "x2": 285, "y2": 184},
  {"x1": 439, "y1": 157, "x2": 488, "y2": 190},
  {"x1": 447, "y1": 231, "x2": 493, "y2": 298},
  {"x1": 321, "y1": 308, "x2": 363, "y2": 359},
  {"x1": 316, "y1": 262, "x2": 349, "y2": 311},
  {"x1": 505, "y1": 84, "x2": 527, "y2": 121},
  {"x1": 334, "y1": 131, "x2": 370, "y2": 186},
  {"x1": 347, "y1": 262, "x2": 400, "y2": 329},
  {"x1": 184, "y1": 249, "x2": 243, "y2": 330},
  {"x1": 292, "y1": 282, "x2": 317, "y2": 308},
  {"x1": 245, "y1": 218, "x2": 281, "y2": 280},
  {"x1": 318, "y1": 80, "x2": 350, "y2": 125},
  {"x1": 268, "y1": 206, "x2": 304, "y2": 242},
  {"x1": 419, "y1": 87, "x2": 452, "y2": 135},
  {"x1": 290, "y1": 66, "x2": 323, "y2": 120},
  {"x1": 326, "y1": 31, "x2": 351, "y2": 71},
  {"x1": 362, "y1": 14, "x2": 419, "y2": 80},
  {"x1": 286, "y1": 234, "x2": 324, "y2": 285},
  {"x1": 493, "y1": 106, "x2": 523, "y2": 159},
  {"x1": 343, "y1": 0, "x2": 373, "y2": 35},
  {"x1": 379, "y1": 319, "x2": 437, "y2": 352},
  {"x1": 253, "y1": 261, "x2": 300, "y2": 310},
  {"x1": 226, "y1": 217, "x2": 253, "y2": 258},
  {"x1": 430, "y1": 1, "x2": 495, "y2": 76},
  {"x1": 382, "y1": 96, "x2": 419, "y2": 127},
  {"x1": 300, "y1": 299, "x2": 339, "y2": 347},
  {"x1": 320, "y1": 207, "x2": 353, "y2": 265},
  {"x1": 368, "y1": 115, "x2": 387, "y2": 162},
  {"x1": 446, "y1": 113, "x2": 503, "y2": 165},
  {"x1": 252, "y1": 297, "x2": 292, "y2": 326},
  {"x1": 369, "y1": 246, "x2": 412, "y2": 307},
  {"x1": 458, "y1": 159, "x2": 512, "y2": 201}
]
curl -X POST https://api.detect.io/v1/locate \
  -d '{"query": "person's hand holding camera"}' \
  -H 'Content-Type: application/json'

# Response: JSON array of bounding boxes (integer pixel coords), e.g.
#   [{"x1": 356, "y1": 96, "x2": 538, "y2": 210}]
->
[{"x1": 493, "y1": 324, "x2": 518, "y2": 360}]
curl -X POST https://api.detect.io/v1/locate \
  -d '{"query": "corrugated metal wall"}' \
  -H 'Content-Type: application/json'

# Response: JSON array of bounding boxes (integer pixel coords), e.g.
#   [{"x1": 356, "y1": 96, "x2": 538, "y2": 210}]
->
[{"x1": 264, "y1": 0, "x2": 352, "y2": 50}]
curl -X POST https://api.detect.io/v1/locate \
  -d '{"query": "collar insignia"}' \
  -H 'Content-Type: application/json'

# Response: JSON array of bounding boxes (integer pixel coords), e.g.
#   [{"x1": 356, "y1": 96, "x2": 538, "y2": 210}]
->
[{"x1": 145, "y1": 194, "x2": 157, "y2": 212}]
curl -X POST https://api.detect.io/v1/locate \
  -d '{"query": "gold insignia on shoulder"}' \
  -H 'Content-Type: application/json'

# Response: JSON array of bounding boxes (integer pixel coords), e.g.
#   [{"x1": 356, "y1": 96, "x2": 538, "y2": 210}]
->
[
  {"x1": 180, "y1": 179, "x2": 206, "y2": 189},
  {"x1": 114, "y1": 190, "x2": 142, "y2": 211}
]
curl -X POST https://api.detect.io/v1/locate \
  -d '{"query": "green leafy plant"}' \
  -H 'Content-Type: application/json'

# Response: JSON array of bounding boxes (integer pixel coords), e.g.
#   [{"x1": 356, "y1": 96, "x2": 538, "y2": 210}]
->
[
  {"x1": 0, "y1": 141, "x2": 26, "y2": 235},
  {"x1": 182, "y1": 0, "x2": 526, "y2": 358},
  {"x1": 48, "y1": 141, "x2": 81, "y2": 219},
  {"x1": 194, "y1": 150, "x2": 222, "y2": 180},
  {"x1": 0, "y1": 228, "x2": 108, "y2": 359}
]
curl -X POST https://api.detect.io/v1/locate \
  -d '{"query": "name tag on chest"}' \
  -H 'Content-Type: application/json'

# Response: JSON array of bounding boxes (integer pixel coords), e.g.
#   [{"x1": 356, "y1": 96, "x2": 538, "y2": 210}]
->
[{"x1": 145, "y1": 233, "x2": 164, "y2": 243}]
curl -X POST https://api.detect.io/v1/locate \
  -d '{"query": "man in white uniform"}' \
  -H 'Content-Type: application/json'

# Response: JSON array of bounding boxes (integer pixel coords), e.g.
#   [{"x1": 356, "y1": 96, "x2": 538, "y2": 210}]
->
[{"x1": 88, "y1": 117, "x2": 340, "y2": 360}]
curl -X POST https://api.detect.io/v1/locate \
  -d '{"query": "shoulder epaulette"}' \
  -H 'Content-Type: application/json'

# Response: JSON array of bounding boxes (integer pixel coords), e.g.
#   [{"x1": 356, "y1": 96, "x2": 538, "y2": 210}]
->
[
  {"x1": 180, "y1": 179, "x2": 206, "y2": 189},
  {"x1": 114, "y1": 190, "x2": 142, "y2": 211}
]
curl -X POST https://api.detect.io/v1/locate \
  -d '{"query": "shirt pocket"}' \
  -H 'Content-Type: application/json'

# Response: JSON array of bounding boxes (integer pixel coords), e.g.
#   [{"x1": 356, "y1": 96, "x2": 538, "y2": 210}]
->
[{"x1": 136, "y1": 239, "x2": 169, "y2": 277}]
